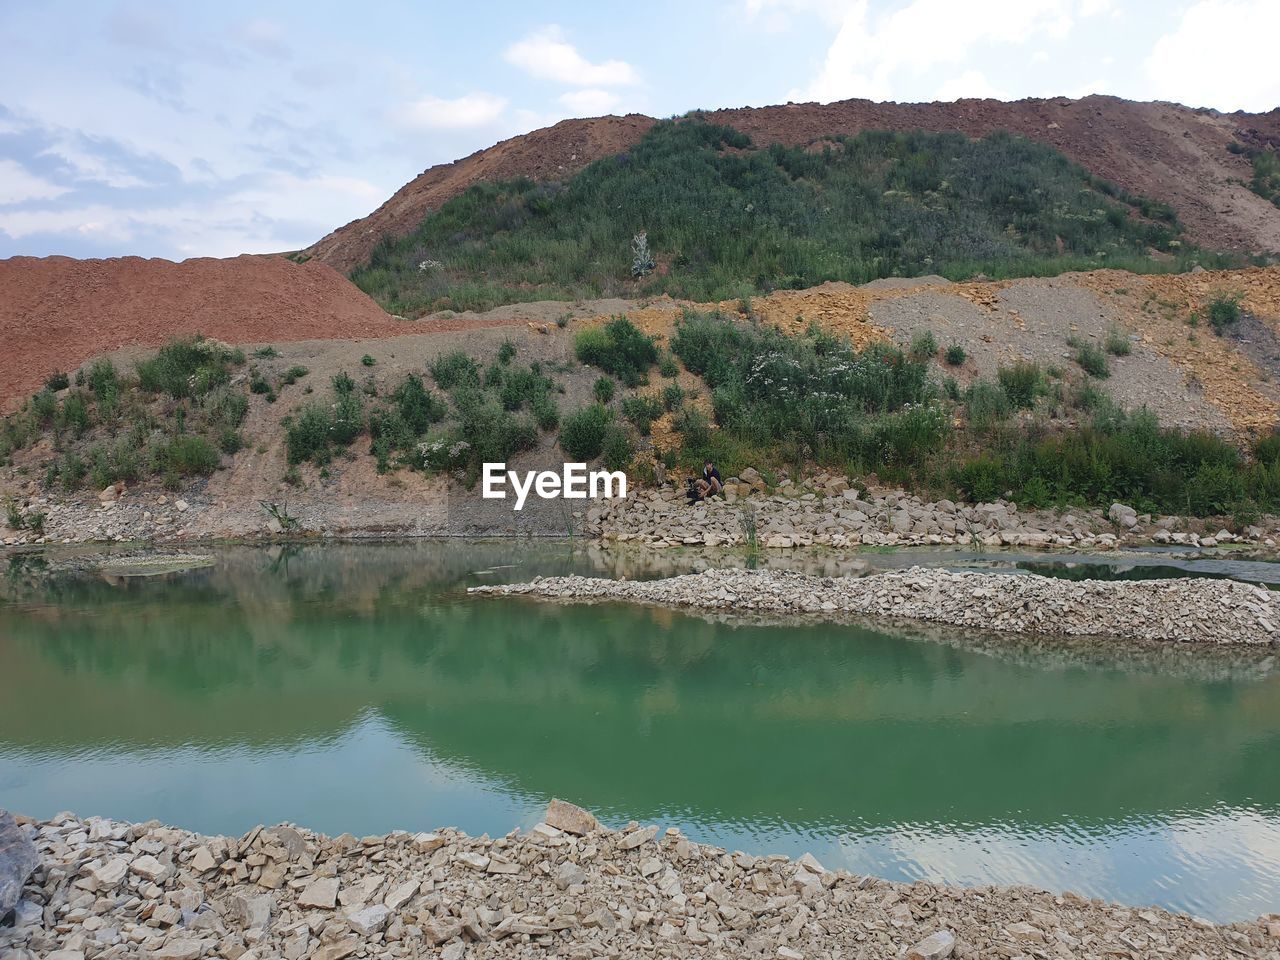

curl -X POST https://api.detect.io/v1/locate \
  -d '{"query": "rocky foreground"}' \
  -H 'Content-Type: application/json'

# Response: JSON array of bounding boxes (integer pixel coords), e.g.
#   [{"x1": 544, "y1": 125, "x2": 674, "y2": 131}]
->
[
  {"x1": 588, "y1": 479, "x2": 1279, "y2": 552},
  {"x1": 471, "y1": 567, "x2": 1279, "y2": 644},
  {"x1": 2, "y1": 804, "x2": 1278, "y2": 960}
]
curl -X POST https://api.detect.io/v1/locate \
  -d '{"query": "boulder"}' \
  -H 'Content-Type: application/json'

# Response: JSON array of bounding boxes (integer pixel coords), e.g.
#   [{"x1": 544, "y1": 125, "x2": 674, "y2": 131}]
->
[
  {"x1": 544, "y1": 798, "x2": 600, "y2": 836},
  {"x1": 0, "y1": 811, "x2": 39, "y2": 923},
  {"x1": 907, "y1": 930, "x2": 956, "y2": 959}
]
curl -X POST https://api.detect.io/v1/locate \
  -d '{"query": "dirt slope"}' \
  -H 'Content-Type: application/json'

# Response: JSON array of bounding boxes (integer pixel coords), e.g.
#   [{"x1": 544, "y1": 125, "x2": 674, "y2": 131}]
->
[
  {"x1": 305, "y1": 115, "x2": 657, "y2": 274},
  {"x1": 307, "y1": 96, "x2": 1280, "y2": 275},
  {"x1": 0, "y1": 255, "x2": 403, "y2": 411}
]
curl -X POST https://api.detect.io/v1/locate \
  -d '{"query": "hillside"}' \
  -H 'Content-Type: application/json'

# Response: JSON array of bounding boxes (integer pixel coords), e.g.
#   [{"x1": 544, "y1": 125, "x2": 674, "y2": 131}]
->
[
  {"x1": 351, "y1": 120, "x2": 1223, "y2": 315},
  {"x1": 0, "y1": 255, "x2": 401, "y2": 412},
  {"x1": 306, "y1": 96, "x2": 1280, "y2": 274}
]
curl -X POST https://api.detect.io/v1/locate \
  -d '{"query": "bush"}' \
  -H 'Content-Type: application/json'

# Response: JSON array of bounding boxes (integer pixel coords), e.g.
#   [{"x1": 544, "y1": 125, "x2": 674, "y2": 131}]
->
[
  {"x1": 451, "y1": 387, "x2": 537, "y2": 467},
  {"x1": 964, "y1": 380, "x2": 1012, "y2": 430},
  {"x1": 1208, "y1": 294, "x2": 1242, "y2": 335},
  {"x1": 601, "y1": 425, "x2": 635, "y2": 471},
  {"x1": 1105, "y1": 327, "x2": 1132, "y2": 356},
  {"x1": 673, "y1": 405, "x2": 712, "y2": 452},
  {"x1": 662, "y1": 384, "x2": 686, "y2": 411},
  {"x1": 31, "y1": 390, "x2": 57, "y2": 426},
  {"x1": 136, "y1": 338, "x2": 238, "y2": 398},
  {"x1": 286, "y1": 404, "x2": 333, "y2": 464},
  {"x1": 497, "y1": 339, "x2": 517, "y2": 365},
  {"x1": 621, "y1": 394, "x2": 663, "y2": 435},
  {"x1": 57, "y1": 392, "x2": 92, "y2": 436},
  {"x1": 593, "y1": 376, "x2": 616, "y2": 404},
  {"x1": 997, "y1": 361, "x2": 1043, "y2": 407},
  {"x1": 391, "y1": 374, "x2": 446, "y2": 434},
  {"x1": 658, "y1": 353, "x2": 680, "y2": 378},
  {"x1": 431, "y1": 350, "x2": 481, "y2": 389},
  {"x1": 532, "y1": 393, "x2": 560, "y2": 431},
  {"x1": 560, "y1": 404, "x2": 612, "y2": 460},
  {"x1": 1074, "y1": 342, "x2": 1110, "y2": 378},
  {"x1": 361, "y1": 354, "x2": 376, "y2": 366},
  {"x1": 944, "y1": 344, "x2": 967, "y2": 366},
  {"x1": 152, "y1": 434, "x2": 220, "y2": 476},
  {"x1": 574, "y1": 316, "x2": 658, "y2": 386},
  {"x1": 330, "y1": 391, "x2": 364, "y2": 446},
  {"x1": 45, "y1": 371, "x2": 69, "y2": 391},
  {"x1": 282, "y1": 365, "x2": 309, "y2": 385},
  {"x1": 909, "y1": 329, "x2": 938, "y2": 361},
  {"x1": 331, "y1": 371, "x2": 356, "y2": 395}
]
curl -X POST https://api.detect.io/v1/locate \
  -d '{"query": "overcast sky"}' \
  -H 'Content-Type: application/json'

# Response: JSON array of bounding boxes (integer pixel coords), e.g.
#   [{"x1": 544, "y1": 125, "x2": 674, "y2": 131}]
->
[{"x1": 1, "y1": 0, "x2": 1277, "y2": 262}]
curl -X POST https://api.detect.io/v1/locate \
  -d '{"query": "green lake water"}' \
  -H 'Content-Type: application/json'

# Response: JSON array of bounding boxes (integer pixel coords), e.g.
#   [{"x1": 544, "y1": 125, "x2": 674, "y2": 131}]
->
[{"x1": 1, "y1": 542, "x2": 1279, "y2": 922}]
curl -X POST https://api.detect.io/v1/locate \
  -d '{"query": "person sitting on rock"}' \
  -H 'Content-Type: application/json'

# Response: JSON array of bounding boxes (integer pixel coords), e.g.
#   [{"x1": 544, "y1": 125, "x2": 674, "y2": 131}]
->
[{"x1": 690, "y1": 460, "x2": 722, "y2": 502}]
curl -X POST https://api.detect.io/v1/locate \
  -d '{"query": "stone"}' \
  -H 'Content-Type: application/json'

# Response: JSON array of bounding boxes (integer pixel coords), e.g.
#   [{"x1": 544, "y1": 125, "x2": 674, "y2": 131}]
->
[
  {"x1": 0, "y1": 811, "x2": 40, "y2": 917},
  {"x1": 456, "y1": 851, "x2": 490, "y2": 870},
  {"x1": 383, "y1": 879, "x2": 419, "y2": 910},
  {"x1": 46, "y1": 953, "x2": 86, "y2": 960},
  {"x1": 190, "y1": 847, "x2": 217, "y2": 873},
  {"x1": 345, "y1": 903, "x2": 391, "y2": 936},
  {"x1": 231, "y1": 893, "x2": 272, "y2": 929},
  {"x1": 297, "y1": 876, "x2": 339, "y2": 909},
  {"x1": 544, "y1": 798, "x2": 600, "y2": 836},
  {"x1": 907, "y1": 929, "x2": 956, "y2": 959},
  {"x1": 555, "y1": 861, "x2": 586, "y2": 890},
  {"x1": 618, "y1": 825, "x2": 659, "y2": 850},
  {"x1": 151, "y1": 938, "x2": 206, "y2": 960},
  {"x1": 175, "y1": 500, "x2": 190, "y2": 513},
  {"x1": 129, "y1": 854, "x2": 170, "y2": 883},
  {"x1": 413, "y1": 832, "x2": 445, "y2": 852},
  {"x1": 311, "y1": 938, "x2": 358, "y2": 960},
  {"x1": 441, "y1": 942, "x2": 466, "y2": 960}
]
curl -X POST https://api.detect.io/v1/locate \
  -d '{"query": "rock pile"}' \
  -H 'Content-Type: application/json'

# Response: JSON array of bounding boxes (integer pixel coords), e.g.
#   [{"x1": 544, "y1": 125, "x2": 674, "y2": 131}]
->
[
  {"x1": 587, "y1": 484, "x2": 1277, "y2": 552},
  {"x1": 472, "y1": 567, "x2": 1279, "y2": 644},
  {"x1": 3, "y1": 804, "x2": 1277, "y2": 960}
]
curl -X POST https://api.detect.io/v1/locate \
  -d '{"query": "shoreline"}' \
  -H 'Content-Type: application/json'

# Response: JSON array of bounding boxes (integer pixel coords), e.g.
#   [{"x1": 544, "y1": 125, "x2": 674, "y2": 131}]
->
[
  {"x1": 471, "y1": 566, "x2": 1280, "y2": 645},
  {"x1": 3, "y1": 803, "x2": 1278, "y2": 960}
]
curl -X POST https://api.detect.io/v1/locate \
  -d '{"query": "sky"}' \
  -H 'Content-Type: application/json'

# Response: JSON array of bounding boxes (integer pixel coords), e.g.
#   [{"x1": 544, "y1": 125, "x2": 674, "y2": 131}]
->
[{"x1": 1, "y1": 0, "x2": 1278, "y2": 262}]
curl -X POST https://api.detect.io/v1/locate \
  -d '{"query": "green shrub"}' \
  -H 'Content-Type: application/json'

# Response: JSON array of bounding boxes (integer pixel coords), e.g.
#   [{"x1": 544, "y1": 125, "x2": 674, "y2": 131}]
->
[
  {"x1": 997, "y1": 361, "x2": 1044, "y2": 407},
  {"x1": 662, "y1": 384, "x2": 686, "y2": 411},
  {"x1": 1074, "y1": 342, "x2": 1110, "y2": 378},
  {"x1": 285, "y1": 404, "x2": 333, "y2": 464},
  {"x1": 1105, "y1": 327, "x2": 1132, "y2": 356},
  {"x1": 253, "y1": 346, "x2": 279, "y2": 358},
  {"x1": 497, "y1": 339, "x2": 517, "y2": 365},
  {"x1": 87, "y1": 359, "x2": 121, "y2": 404},
  {"x1": 601, "y1": 425, "x2": 635, "y2": 471},
  {"x1": 944, "y1": 344, "x2": 967, "y2": 366},
  {"x1": 331, "y1": 371, "x2": 356, "y2": 395},
  {"x1": 136, "y1": 338, "x2": 238, "y2": 398},
  {"x1": 31, "y1": 390, "x2": 56, "y2": 426},
  {"x1": 330, "y1": 391, "x2": 364, "y2": 446},
  {"x1": 361, "y1": 354, "x2": 376, "y2": 367},
  {"x1": 152, "y1": 434, "x2": 220, "y2": 476},
  {"x1": 658, "y1": 353, "x2": 680, "y2": 378},
  {"x1": 45, "y1": 371, "x2": 70, "y2": 391},
  {"x1": 250, "y1": 371, "x2": 272, "y2": 394},
  {"x1": 431, "y1": 350, "x2": 481, "y2": 389},
  {"x1": 964, "y1": 380, "x2": 1012, "y2": 431},
  {"x1": 282, "y1": 365, "x2": 309, "y2": 385},
  {"x1": 391, "y1": 374, "x2": 446, "y2": 434},
  {"x1": 560, "y1": 404, "x2": 612, "y2": 460},
  {"x1": 574, "y1": 316, "x2": 658, "y2": 386},
  {"x1": 451, "y1": 388, "x2": 537, "y2": 466},
  {"x1": 1208, "y1": 294, "x2": 1242, "y2": 335},
  {"x1": 909, "y1": 329, "x2": 938, "y2": 361},
  {"x1": 621, "y1": 394, "x2": 663, "y2": 436},
  {"x1": 593, "y1": 376, "x2": 616, "y2": 404},
  {"x1": 200, "y1": 386, "x2": 249, "y2": 429},
  {"x1": 57, "y1": 392, "x2": 91, "y2": 436},
  {"x1": 532, "y1": 393, "x2": 560, "y2": 431},
  {"x1": 673, "y1": 405, "x2": 712, "y2": 452}
]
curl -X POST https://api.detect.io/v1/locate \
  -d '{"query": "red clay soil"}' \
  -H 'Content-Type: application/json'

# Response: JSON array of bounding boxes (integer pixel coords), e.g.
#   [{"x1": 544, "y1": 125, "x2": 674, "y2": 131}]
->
[
  {"x1": 0, "y1": 255, "x2": 407, "y2": 411},
  {"x1": 307, "y1": 95, "x2": 1280, "y2": 274},
  {"x1": 306, "y1": 115, "x2": 657, "y2": 274}
]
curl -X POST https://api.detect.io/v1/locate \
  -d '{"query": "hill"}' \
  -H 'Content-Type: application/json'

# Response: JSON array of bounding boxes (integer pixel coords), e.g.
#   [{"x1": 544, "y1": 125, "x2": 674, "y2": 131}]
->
[
  {"x1": 0, "y1": 255, "x2": 400, "y2": 412},
  {"x1": 306, "y1": 95, "x2": 1280, "y2": 275},
  {"x1": 351, "y1": 120, "x2": 1231, "y2": 316}
]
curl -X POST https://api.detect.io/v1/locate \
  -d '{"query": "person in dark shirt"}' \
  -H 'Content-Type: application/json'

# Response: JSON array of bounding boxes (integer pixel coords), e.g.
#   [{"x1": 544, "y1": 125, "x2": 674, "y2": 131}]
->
[{"x1": 691, "y1": 460, "x2": 722, "y2": 501}]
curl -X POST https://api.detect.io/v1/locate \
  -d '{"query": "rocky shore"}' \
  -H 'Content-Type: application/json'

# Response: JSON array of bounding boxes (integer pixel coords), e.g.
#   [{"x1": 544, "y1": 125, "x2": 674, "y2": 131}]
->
[
  {"x1": 6, "y1": 472, "x2": 1280, "y2": 552},
  {"x1": 587, "y1": 478, "x2": 1280, "y2": 552},
  {"x1": 471, "y1": 567, "x2": 1280, "y2": 644},
  {"x1": 3, "y1": 803, "x2": 1278, "y2": 960}
]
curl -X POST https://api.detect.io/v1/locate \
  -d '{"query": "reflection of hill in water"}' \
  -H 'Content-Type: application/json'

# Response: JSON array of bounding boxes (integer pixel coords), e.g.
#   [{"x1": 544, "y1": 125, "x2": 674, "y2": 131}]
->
[{"x1": 2, "y1": 542, "x2": 1279, "y2": 830}]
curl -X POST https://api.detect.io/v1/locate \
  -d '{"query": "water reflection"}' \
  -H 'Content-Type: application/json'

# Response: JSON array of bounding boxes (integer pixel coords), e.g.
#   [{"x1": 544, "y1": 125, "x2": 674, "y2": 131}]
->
[{"x1": 1, "y1": 542, "x2": 1278, "y2": 921}]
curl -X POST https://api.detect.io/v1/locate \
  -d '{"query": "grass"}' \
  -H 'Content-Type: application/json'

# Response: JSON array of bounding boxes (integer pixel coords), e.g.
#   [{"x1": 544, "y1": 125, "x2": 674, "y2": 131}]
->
[
  {"x1": 574, "y1": 316, "x2": 658, "y2": 387},
  {"x1": 353, "y1": 119, "x2": 1239, "y2": 315},
  {"x1": 560, "y1": 404, "x2": 613, "y2": 461},
  {"x1": 1208, "y1": 293, "x2": 1243, "y2": 335},
  {"x1": 1105, "y1": 327, "x2": 1132, "y2": 356},
  {"x1": 1073, "y1": 342, "x2": 1110, "y2": 379}
]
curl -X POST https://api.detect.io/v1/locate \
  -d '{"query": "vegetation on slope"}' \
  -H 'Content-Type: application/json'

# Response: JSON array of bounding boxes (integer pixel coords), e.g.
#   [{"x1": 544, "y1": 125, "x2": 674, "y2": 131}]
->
[
  {"x1": 1230, "y1": 141, "x2": 1280, "y2": 209},
  {"x1": 0, "y1": 338, "x2": 248, "y2": 492},
  {"x1": 668, "y1": 310, "x2": 1280, "y2": 519},
  {"x1": 354, "y1": 119, "x2": 1238, "y2": 315}
]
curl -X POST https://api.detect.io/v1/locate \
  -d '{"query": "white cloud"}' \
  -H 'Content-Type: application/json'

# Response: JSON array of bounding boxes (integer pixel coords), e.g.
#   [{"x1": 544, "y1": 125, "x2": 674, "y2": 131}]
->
[
  {"x1": 0, "y1": 159, "x2": 71, "y2": 205},
  {"x1": 398, "y1": 92, "x2": 509, "y2": 130},
  {"x1": 773, "y1": 0, "x2": 1077, "y2": 103},
  {"x1": 38, "y1": 140, "x2": 149, "y2": 189},
  {"x1": 935, "y1": 69, "x2": 1010, "y2": 102},
  {"x1": 558, "y1": 89, "x2": 624, "y2": 115},
  {"x1": 504, "y1": 26, "x2": 640, "y2": 87},
  {"x1": 1143, "y1": 0, "x2": 1280, "y2": 111}
]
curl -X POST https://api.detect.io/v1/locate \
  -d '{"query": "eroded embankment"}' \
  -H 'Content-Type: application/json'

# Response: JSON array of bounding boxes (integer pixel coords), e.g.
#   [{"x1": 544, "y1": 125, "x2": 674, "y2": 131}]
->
[
  {"x1": 470, "y1": 567, "x2": 1279, "y2": 644},
  {"x1": 3, "y1": 802, "x2": 1278, "y2": 960}
]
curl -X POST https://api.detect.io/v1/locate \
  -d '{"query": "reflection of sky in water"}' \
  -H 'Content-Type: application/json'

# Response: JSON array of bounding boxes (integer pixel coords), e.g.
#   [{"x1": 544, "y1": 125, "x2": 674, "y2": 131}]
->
[{"x1": 3, "y1": 711, "x2": 1277, "y2": 923}]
